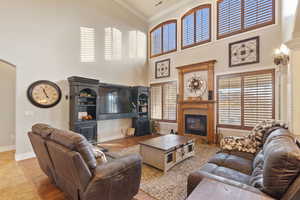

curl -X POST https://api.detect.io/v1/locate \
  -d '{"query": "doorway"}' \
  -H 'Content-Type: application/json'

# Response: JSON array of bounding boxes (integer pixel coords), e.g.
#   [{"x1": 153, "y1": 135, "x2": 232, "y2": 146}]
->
[{"x1": 0, "y1": 59, "x2": 16, "y2": 152}]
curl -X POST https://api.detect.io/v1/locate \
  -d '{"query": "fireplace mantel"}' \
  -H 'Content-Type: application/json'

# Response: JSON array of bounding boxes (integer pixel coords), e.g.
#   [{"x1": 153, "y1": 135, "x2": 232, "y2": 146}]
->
[{"x1": 177, "y1": 60, "x2": 216, "y2": 143}]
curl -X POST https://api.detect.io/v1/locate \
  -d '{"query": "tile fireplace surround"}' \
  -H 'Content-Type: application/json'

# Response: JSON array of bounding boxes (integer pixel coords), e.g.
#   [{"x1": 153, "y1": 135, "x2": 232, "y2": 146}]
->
[{"x1": 177, "y1": 60, "x2": 216, "y2": 143}]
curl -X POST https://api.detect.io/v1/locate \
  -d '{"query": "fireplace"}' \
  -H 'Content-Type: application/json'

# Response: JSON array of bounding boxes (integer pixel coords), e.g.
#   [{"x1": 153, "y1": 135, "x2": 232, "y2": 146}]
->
[{"x1": 185, "y1": 114, "x2": 207, "y2": 136}]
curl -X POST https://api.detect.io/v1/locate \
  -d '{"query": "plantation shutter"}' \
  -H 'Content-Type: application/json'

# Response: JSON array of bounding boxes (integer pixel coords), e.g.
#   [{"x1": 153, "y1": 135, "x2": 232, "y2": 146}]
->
[
  {"x1": 80, "y1": 27, "x2": 95, "y2": 63},
  {"x1": 163, "y1": 82, "x2": 177, "y2": 121},
  {"x1": 244, "y1": 0, "x2": 274, "y2": 29},
  {"x1": 218, "y1": 0, "x2": 242, "y2": 37},
  {"x1": 151, "y1": 27, "x2": 162, "y2": 56},
  {"x1": 243, "y1": 72, "x2": 274, "y2": 127},
  {"x1": 151, "y1": 82, "x2": 177, "y2": 122},
  {"x1": 217, "y1": 70, "x2": 274, "y2": 129},
  {"x1": 150, "y1": 21, "x2": 177, "y2": 57},
  {"x1": 151, "y1": 85, "x2": 162, "y2": 120},
  {"x1": 196, "y1": 7, "x2": 210, "y2": 42},
  {"x1": 182, "y1": 13, "x2": 195, "y2": 47},
  {"x1": 182, "y1": 5, "x2": 211, "y2": 48},
  {"x1": 218, "y1": 76, "x2": 242, "y2": 126},
  {"x1": 218, "y1": 0, "x2": 274, "y2": 39},
  {"x1": 163, "y1": 23, "x2": 177, "y2": 53}
]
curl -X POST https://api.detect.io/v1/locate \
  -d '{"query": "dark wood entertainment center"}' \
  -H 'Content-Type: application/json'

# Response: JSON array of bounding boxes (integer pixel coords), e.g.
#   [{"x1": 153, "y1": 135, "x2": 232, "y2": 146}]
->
[{"x1": 68, "y1": 76, "x2": 150, "y2": 143}]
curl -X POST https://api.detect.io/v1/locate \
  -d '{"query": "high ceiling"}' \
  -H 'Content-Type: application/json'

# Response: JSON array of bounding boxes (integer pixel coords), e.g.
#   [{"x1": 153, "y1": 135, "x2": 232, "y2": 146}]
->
[{"x1": 114, "y1": 0, "x2": 188, "y2": 22}]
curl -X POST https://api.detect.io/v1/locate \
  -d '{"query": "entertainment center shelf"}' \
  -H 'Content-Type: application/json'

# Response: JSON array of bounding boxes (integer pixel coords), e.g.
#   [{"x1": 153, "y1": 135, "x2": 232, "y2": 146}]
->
[{"x1": 68, "y1": 76, "x2": 150, "y2": 143}]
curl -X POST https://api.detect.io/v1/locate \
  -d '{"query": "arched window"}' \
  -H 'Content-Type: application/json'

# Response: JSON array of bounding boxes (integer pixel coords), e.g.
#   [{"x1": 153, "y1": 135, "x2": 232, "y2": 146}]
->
[
  {"x1": 181, "y1": 4, "x2": 211, "y2": 49},
  {"x1": 150, "y1": 20, "x2": 177, "y2": 58},
  {"x1": 217, "y1": 0, "x2": 275, "y2": 39}
]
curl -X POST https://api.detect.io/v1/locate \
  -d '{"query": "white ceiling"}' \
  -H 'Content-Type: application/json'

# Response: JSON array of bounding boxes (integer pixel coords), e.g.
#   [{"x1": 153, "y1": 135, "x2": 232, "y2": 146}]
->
[{"x1": 114, "y1": 0, "x2": 189, "y2": 23}]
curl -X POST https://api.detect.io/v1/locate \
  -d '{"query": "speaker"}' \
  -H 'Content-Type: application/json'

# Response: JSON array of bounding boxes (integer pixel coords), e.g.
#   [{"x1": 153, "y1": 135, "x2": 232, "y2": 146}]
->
[{"x1": 208, "y1": 90, "x2": 213, "y2": 100}]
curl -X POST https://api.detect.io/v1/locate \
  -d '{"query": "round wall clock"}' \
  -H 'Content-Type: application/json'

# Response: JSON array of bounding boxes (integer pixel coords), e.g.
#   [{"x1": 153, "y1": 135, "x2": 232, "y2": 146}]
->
[{"x1": 27, "y1": 80, "x2": 62, "y2": 108}]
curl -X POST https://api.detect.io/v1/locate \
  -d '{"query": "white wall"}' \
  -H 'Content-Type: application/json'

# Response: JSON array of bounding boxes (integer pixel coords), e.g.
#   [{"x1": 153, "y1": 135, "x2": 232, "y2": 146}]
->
[
  {"x1": 0, "y1": 0, "x2": 148, "y2": 159},
  {"x1": 148, "y1": 0, "x2": 283, "y2": 135},
  {"x1": 281, "y1": 0, "x2": 299, "y2": 43},
  {"x1": 0, "y1": 61, "x2": 16, "y2": 152},
  {"x1": 283, "y1": 0, "x2": 300, "y2": 135}
]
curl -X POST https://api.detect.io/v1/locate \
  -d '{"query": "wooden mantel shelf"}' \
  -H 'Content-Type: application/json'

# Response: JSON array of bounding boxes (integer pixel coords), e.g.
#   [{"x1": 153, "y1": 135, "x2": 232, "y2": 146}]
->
[{"x1": 179, "y1": 100, "x2": 216, "y2": 104}]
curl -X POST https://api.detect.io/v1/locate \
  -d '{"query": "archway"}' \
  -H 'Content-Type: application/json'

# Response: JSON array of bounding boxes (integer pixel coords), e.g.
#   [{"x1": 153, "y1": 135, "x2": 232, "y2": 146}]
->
[{"x1": 0, "y1": 59, "x2": 16, "y2": 152}]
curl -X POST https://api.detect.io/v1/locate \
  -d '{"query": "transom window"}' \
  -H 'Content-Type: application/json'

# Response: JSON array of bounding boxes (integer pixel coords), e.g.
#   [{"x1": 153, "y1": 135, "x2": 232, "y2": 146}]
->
[
  {"x1": 217, "y1": 0, "x2": 275, "y2": 39},
  {"x1": 217, "y1": 69, "x2": 275, "y2": 130},
  {"x1": 150, "y1": 81, "x2": 177, "y2": 122},
  {"x1": 182, "y1": 4, "x2": 211, "y2": 49},
  {"x1": 150, "y1": 20, "x2": 177, "y2": 58}
]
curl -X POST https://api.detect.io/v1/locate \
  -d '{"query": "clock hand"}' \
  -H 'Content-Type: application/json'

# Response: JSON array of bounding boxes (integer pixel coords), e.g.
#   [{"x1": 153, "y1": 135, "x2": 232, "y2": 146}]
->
[{"x1": 42, "y1": 88, "x2": 49, "y2": 99}]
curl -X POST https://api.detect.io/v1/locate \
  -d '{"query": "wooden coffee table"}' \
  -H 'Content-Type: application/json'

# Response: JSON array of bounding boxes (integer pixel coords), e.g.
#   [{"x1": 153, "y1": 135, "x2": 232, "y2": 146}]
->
[
  {"x1": 187, "y1": 178, "x2": 274, "y2": 200},
  {"x1": 139, "y1": 135, "x2": 195, "y2": 172}
]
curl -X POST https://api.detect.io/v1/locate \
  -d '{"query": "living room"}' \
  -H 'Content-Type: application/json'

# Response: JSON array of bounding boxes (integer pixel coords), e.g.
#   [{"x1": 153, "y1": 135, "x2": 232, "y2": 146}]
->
[{"x1": 1, "y1": 0, "x2": 300, "y2": 200}]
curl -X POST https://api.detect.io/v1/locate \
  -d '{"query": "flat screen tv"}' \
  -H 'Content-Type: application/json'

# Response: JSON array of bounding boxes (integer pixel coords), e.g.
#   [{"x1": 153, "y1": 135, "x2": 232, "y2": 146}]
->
[{"x1": 99, "y1": 84, "x2": 136, "y2": 120}]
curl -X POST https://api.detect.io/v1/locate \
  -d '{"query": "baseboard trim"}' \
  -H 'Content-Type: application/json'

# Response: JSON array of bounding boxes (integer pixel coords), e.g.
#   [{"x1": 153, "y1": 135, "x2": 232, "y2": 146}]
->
[
  {"x1": 0, "y1": 145, "x2": 15, "y2": 153},
  {"x1": 15, "y1": 151, "x2": 36, "y2": 161}
]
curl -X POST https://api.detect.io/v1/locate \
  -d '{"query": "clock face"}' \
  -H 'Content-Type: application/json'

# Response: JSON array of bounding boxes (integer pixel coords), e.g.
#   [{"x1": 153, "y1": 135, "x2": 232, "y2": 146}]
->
[{"x1": 27, "y1": 81, "x2": 62, "y2": 108}]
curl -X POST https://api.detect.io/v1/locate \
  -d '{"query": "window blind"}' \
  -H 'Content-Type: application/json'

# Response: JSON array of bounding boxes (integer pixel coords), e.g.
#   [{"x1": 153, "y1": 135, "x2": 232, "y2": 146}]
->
[
  {"x1": 217, "y1": 0, "x2": 274, "y2": 39},
  {"x1": 151, "y1": 27, "x2": 162, "y2": 56},
  {"x1": 196, "y1": 7, "x2": 210, "y2": 42},
  {"x1": 150, "y1": 20, "x2": 177, "y2": 57},
  {"x1": 163, "y1": 23, "x2": 177, "y2": 53},
  {"x1": 104, "y1": 27, "x2": 122, "y2": 60},
  {"x1": 163, "y1": 82, "x2": 177, "y2": 121},
  {"x1": 244, "y1": 72, "x2": 274, "y2": 127},
  {"x1": 80, "y1": 27, "x2": 95, "y2": 63},
  {"x1": 150, "y1": 81, "x2": 177, "y2": 122},
  {"x1": 182, "y1": 13, "x2": 195, "y2": 47},
  {"x1": 182, "y1": 4, "x2": 211, "y2": 49},
  {"x1": 217, "y1": 70, "x2": 274, "y2": 129},
  {"x1": 218, "y1": 0, "x2": 242, "y2": 37},
  {"x1": 151, "y1": 85, "x2": 162, "y2": 120},
  {"x1": 218, "y1": 76, "x2": 242, "y2": 126},
  {"x1": 244, "y1": 0, "x2": 274, "y2": 29}
]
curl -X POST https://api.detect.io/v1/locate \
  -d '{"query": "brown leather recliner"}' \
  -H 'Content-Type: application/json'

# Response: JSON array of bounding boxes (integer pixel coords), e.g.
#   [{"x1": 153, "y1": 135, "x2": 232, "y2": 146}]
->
[
  {"x1": 28, "y1": 124, "x2": 142, "y2": 200},
  {"x1": 187, "y1": 128, "x2": 300, "y2": 200},
  {"x1": 28, "y1": 124, "x2": 57, "y2": 184}
]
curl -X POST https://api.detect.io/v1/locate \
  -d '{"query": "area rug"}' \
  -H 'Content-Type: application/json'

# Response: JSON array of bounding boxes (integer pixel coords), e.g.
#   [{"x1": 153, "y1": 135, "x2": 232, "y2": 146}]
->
[{"x1": 115, "y1": 142, "x2": 219, "y2": 200}]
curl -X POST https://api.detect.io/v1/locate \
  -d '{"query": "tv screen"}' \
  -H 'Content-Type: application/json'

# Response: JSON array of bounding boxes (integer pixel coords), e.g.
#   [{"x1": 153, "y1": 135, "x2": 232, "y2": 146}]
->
[{"x1": 99, "y1": 86, "x2": 132, "y2": 114}]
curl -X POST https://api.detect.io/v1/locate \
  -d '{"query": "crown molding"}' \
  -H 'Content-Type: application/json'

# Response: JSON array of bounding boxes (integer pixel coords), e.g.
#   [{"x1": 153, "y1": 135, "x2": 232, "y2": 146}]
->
[
  {"x1": 113, "y1": 0, "x2": 148, "y2": 23},
  {"x1": 148, "y1": 0, "x2": 195, "y2": 23}
]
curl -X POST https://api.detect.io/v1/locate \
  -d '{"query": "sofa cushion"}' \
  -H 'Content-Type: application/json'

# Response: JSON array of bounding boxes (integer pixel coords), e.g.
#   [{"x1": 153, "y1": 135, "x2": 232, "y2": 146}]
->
[
  {"x1": 249, "y1": 162, "x2": 263, "y2": 189},
  {"x1": 32, "y1": 123, "x2": 55, "y2": 138},
  {"x1": 262, "y1": 130, "x2": 300, "y2": 198},
  {"x1": 50, "y1": 128, "x2": 97, "y2": 170},
  {"x1": 200, "y1": 163, "x2": 251, "y2": 184},
  {"x1": 208, "y1": 152, "x2": 253, "y2": 175},
  {"x1": 253, "y1": 150, "x2": 264, "y2": 169}
]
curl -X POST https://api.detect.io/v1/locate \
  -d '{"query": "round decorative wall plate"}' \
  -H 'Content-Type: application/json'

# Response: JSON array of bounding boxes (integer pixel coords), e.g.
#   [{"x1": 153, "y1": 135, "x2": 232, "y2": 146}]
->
[
  {"x1": 27, "y1": 80, "x2": 62, "y2": 108},
  {"x1": 187, "y1": 75, "x2": 207, "y2": 98}
]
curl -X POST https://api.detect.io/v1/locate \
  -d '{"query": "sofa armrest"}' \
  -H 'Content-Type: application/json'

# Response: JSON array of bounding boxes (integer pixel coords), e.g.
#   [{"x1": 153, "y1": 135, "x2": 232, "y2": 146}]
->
[
  {"x1": 83, "y1": 154, "x2": 142, "y2": 200},
  {"x1": 188, "y1": 170, "x2": 271, "y2": 198}
]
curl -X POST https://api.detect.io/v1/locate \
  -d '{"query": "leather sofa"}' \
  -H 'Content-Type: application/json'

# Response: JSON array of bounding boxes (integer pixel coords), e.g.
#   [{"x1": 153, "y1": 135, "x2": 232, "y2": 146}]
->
[
  {"x1": 188, "y1": 128, "x2": 300, "y2": 200},
  {"x1": 28, "y1": 124, "x2": 142, "y2": 200}
]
